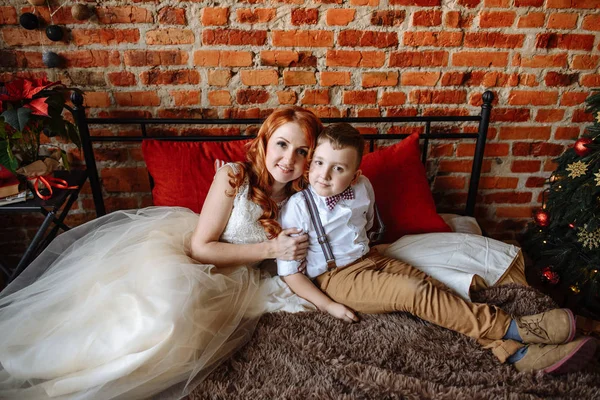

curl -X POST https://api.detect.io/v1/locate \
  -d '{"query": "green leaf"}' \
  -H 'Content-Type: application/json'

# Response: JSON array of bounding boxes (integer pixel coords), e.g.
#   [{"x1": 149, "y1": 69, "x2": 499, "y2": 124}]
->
[
  {"x1": 1, "y1": 107, "x2": 32, "y2": 131},
  {"x1": 0, "y1": 140, "x2": 18, "y2": 173},
  {"x1": 60, "y1": 150, "x2": 71, "y2": 171}
]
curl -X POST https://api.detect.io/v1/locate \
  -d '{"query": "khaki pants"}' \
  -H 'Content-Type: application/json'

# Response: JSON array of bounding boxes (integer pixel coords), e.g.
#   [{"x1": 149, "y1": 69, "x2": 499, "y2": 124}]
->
[{"x1": 315, "y1": 249, "x2": 524, "y2": 362}]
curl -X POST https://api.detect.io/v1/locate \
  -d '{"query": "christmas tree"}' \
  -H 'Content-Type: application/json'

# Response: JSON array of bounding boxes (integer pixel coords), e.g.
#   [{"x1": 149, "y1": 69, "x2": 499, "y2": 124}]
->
[{"x1": 522, "y1": 89, "x2": 600, "y2": 310}]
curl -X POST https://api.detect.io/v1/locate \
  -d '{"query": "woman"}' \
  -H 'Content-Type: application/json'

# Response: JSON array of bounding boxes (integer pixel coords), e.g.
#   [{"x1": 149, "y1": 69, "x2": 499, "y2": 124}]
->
[{"x1": 0, "y1": 107, "x2": 323, "y2": 399}]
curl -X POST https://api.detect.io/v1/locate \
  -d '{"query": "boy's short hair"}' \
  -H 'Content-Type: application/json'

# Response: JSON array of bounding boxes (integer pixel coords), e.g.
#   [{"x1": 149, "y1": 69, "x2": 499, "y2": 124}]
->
[{"x1": 317, "y1": 122, "x2": 365, "y2": 166}]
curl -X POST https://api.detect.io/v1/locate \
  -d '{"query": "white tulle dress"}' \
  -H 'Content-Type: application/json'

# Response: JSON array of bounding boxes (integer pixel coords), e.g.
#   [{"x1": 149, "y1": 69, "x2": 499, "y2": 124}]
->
[{"x1": 0, "y1": 163, "x2": 315, "y2": 400}]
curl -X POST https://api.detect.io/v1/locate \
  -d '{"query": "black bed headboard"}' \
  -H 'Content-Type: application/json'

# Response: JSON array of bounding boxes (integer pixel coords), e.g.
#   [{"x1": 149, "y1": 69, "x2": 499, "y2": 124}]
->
[{"x1": 70, "y1": 91, "x2": 494, "y2": 218}]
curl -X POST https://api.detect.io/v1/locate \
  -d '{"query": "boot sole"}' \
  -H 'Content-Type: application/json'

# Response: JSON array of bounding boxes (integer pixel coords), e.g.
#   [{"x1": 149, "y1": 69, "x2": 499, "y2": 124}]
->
[{"x1": 543, "y1": 337, "x2": 597, "y2": 374}]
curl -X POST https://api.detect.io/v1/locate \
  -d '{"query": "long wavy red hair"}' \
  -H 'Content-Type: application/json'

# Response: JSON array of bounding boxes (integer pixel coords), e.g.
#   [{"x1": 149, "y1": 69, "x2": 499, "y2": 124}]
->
[{"x1": 228, "y1": 107, "x2": 322, "y2": 239}]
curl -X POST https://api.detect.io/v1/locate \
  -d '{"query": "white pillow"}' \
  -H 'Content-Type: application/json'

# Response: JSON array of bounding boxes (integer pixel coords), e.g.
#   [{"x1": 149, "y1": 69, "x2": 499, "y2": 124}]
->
[{"x1": 439, "y1": 213, "x2": 482, "y2": 235}]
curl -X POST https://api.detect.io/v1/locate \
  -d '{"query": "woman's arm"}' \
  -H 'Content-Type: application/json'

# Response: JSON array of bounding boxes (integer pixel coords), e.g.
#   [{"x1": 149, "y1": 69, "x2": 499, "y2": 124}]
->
[
  {"x1": 283, "y1": 273, "x2": 358, "y2": 323},
  {"x1": 190, "y1": 166, "x2": 307, "y2": 267}
]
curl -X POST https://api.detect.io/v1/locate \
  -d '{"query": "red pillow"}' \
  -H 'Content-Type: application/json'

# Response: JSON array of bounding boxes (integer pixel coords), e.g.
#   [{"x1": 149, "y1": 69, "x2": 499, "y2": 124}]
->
[
  {"x1": 142, "y1": 140, "x2": 250, "y2": 212},
  {"x1": 361, "y1": 133, "x2": 451, "y2": 243}
]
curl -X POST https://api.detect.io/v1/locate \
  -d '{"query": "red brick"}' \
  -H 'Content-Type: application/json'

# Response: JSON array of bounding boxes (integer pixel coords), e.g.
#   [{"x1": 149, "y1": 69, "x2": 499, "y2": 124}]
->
[
  {"x1": 512, "y1": 53, "x2": 568, "y2": 68},
  {"x1": 157, "y1": 108, "x2": 218, "y2": 119},
  {"x1": 208, "y1": 70, "x2": 232, "y2": 86},
  {"x1": 508, "y1": 90, "x2": 559, "y2": 106},
  {"x1": 203, "y1": 29, "x2": 267, "y2": 45},
  {"x1": 371, "y1": 10, "x2": 405, "y2": 26},
  {"x1": 457, "y1": 143, "x2": 509, "y2": 157},
  {"x1": 401, "y1": 72, "x2": 441, "y2": 86},
  {"x1": 496, "y1": 207, "x2": 534, "y2": 219},
  {"x1": 386, "y1": 108, "x2": 419, "y2": 117},
  {"x1": 63, "y1": 50, "x2": 120, "y2": 68},
  {"x1": 484, "y1": 192, "x2": 532, "y2": 204},
  {"x1": 83, "y1": 92, "x2": 111, "y2": 108},
  {"x1": 452, "y1": 52, "x2": 508, "y2": 67},
  {"x1": 97, "y1": 7, "x2": 153, "y2": 24},
  {"x1": 237, "y1": 8, "x2": 276, "y2": 23},
  {"x1": 458, "y1": 0, "x2": 481, "y2": 6},
  {"x1": 260, "y1": 51, "x2": 316, "y2": 67},
  {"x1": 438, "y1": 160, "x2": 492, "y2": 173},
  {"x1": 403, "y1": 32, "x2": 463, "y2": 47},
  {"x1": 320, "y1": 71, "x2": 351, "y2": 86},
  {"x1": 146, "y1": 28, "x2": 195, "y2": 45},
  {"x1": 547, "y1": 13, "x2": 578, "y2": 29},
  {"x1": 581, "y1": 74, "x2": 600, "y2": 87},
  {"x1": 343, "y1": 90, "x2": 377, "y2": 105},
  {"x1": 171, "y1": 90, "x2": 201, "y2": 106},
  {"x1": 555, "y1": 127, "x2": 581, "y2": 140},
  {"x1": 536, "y1": 33, "x2": 595, "y2": 51},
  {"x1": 209, "y1": 90, "x2": 232, "y2": 106},
  {"x1": 283, "y1": 71, "x2": 316, "y2": 86},
  {"x1": 202, "y1": 7, "x2": 229, "y2": 26},
  {"x1": 351, "y1": 0, "x2": 380, "y2": 4},
  {"x1": 71, "y1": 29, "x2": 140, "y2": 45},
  {"x1": 273, "y1": 30, "x2": 334, "y2": 47},
  {"x1": 515, "y1": 0, "x2": 543, "y2": 5},
  {"x1": 0, "y1": 7, "x2": 17, "y2": 24},
  {"x1": 236, "y1": 89, "x2": 269, "y2": 104},
  {"x1": 1, "y1": 28, "x2": 60, "y2": 46},
  {"x1": 125, "y1": 50, "x2": 188, "y2": 66},
  {"x1": 560, "y1": 91, "x2": 588, "y2": 106},
  {"x1": 480, "y1": 11, "x2": 515, "y2": 28},
  {"x1": 511, "y1": 160, "x2": 541, "y2": 173},
  {"x1": 390, "y1": 0, "x2": 441, "y2": 5},
  {"x1": 409, "y1": 90, "x2": 466, "y2": 104},
  {"x1": 571, "y1": 55, "x2": 599, "y2": 70},
  {"x1": 583, "y1": 14, "x2": 600, "y2": 30},
  {"x1": 435, "y1": 176, "x2": 466, "y2": 191},
  {"x1": 413, "y1": 10, "x2": 442, "y2": 26},
  {"x1": 306, "y1": 106, "x2": 343, "y2": 118},
  {"x1": 355, "y1": 109, "x2": 381, "y2": 118},
  {"x1": 525, "y1": 177, "x2": 547, "y2": 188},
  {"x1": 291, "y1": 8, "x2": 318, "y2": 25},
  {"x1": 444, "y1": 11, "x2": 473, "y2": 29},
  {"x1": 490, "y1": 108, "x2": 531, "y2": 122},
  {"x1": 326, "y1": 50, "x2": 385, "y2": 67},
  {"x1": 327, "y1": 9, "x2": 356, "y2": 25},
  {"x1": 512, "y1": 142, "x2": 564, "y2": 156},
  {"x1": 545, "y1": 72, "x2": 579, "y2": 87},
  {"x1": 499, "y1": 126, "x2": 552, "y2": 140},
  {"x1": 158, "y1": 7, "x2": 187, "y2": 25},
  {"x1": 140, "y1": 70, "x2": 200, "y2": 85},
  {"x1": 479, "y1": 177, "x2": 519, "y2": 189},
  {"x1": 546, "y1": 0, "x2": 599, "y2": 8},
  {"x1": 301, "y1": 89, "x2": 329, "y2": 105},
  {"x1": 114, "y1": 92, "x2": 161, "y2": 107},
  {"x1": 108, "y1": 71, "x2": 136, "y2": 86},
  {"x1": 390, "y1": 51, "x2": 448, "y2": 67},
  {"x1": 572, "y1": 109, "x2": 595, "y2": 122},
  {"x1": 240, "y1": 70, "x2": 279, "y2": 86},
  {"x1": 338, "y1": 30, "x2": 398, "y2": 48},
  {"x1": 102, "y1": 168, "x2": 151, "y2": 193},
  {"x1": 535, "y1": 109, "x2": 565, "y2": 123},
  {"x1": 465, "y1": 32, "x2": 524, "y2": 48},
  {"x1": 517, "y1": 13, "x2": 545, "y2": 28},
  {"x1": 362, "y1": 72, "x2": 399, "y2": 87},
  {"x1": 194, "y1": 50, "x2": 253, "y2": 67},
  {"x1": 277, "y1": 91, "x2": 298, "y2": 105}
]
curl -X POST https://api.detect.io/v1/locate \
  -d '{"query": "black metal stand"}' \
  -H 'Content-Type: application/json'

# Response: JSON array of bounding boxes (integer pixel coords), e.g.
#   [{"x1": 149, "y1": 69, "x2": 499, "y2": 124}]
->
[{"x1": 0, "y1": 170, "x2": 87, "y2": 283}]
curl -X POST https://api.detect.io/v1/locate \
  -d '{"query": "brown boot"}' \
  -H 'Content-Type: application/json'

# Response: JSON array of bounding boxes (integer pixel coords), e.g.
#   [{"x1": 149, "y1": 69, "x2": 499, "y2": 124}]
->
[
  {"x1": 515, "y1": 308, "x2": 576, "y2": 344},
  {"x1": 513, "y1": 336, "x2": 597, "y2": 374}
]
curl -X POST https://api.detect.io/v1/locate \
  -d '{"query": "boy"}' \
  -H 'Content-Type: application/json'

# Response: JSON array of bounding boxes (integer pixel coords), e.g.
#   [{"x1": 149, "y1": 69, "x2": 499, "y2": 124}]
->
[{"x1": 277, "y1": 123, "x2": 596, "y2": 374}]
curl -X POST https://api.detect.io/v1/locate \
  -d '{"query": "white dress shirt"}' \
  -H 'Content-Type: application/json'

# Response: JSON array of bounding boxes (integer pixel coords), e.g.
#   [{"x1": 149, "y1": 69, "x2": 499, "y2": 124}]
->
[{"x1": 277, "y1": 175, "x2": 375, "y2": 278}]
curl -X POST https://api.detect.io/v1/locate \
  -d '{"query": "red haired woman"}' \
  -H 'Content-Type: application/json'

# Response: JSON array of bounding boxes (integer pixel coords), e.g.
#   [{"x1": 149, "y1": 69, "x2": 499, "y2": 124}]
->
[{"x1": 0, "y1": 107, "x2": 323, "y2": 400}]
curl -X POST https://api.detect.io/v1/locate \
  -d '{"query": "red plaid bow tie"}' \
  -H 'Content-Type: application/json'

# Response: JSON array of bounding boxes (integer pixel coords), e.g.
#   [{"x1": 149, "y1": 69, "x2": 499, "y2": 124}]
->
[{"x1": 325, "y1": 187, "x2": 355, "y2": 210}]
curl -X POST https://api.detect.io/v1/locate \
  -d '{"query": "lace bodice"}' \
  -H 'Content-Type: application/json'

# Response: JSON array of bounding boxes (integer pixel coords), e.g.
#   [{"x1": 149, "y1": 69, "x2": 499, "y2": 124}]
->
[{"x1": 220, "y1": 163, "x2": 269, "y2": 245}]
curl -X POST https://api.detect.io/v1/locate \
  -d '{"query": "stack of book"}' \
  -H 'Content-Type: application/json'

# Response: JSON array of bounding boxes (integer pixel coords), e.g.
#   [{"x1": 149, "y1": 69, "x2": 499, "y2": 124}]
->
[{"x1": 0, "y1": 166, "x2": 32, "y2": 206}]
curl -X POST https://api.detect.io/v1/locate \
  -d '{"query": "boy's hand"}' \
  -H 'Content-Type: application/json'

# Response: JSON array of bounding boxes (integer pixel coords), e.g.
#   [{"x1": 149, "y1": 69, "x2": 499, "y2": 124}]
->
[{"x1": 325, "y1": 302, "x2": 359, "y2": 323}]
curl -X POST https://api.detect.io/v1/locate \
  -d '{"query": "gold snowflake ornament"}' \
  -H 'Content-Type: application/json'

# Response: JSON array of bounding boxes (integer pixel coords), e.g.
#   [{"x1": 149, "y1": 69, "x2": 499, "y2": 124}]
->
[
  {"x1": 567, "y1": 161, "x2": 588, "y2": 178},
  {"x1": 596, "y1": 112, "x2": 600, "y2": 124},
  {"x1": 596, "y1": 171, "x2": 600, "y2": 186},
  {"x1": 577, "y1": 225, "x2": 600, "y2": 250}
]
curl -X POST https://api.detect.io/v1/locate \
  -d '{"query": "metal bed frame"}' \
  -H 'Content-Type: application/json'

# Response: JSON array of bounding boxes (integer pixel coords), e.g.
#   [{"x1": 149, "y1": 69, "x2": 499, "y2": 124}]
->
[{"x1": 70, "y1": 91, "x2": 494, "y2": 218}]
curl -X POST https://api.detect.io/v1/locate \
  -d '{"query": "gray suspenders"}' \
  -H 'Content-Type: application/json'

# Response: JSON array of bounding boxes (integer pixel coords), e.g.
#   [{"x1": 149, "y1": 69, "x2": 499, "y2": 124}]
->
[{"x1": 300, "y1": 188, "x2": 385, "y2": 272}]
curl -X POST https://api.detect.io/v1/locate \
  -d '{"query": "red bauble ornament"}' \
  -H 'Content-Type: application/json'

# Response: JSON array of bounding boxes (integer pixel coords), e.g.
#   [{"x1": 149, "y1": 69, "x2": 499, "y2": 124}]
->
[
  {"x1": 534, "y1": 209, "x2": 550, "y2": 227},
  {"x1": 574, "y1": 138, "x2": 593, "y2": 157},
  {"x1": 541, "y1": 266, "x2": 560, "y2": 285}
]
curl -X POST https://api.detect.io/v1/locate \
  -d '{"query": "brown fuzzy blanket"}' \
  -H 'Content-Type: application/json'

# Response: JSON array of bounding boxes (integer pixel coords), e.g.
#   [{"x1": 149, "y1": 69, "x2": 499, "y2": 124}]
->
[{"x1": 190, "y1": 284, "x2": 600, "y2": 399}]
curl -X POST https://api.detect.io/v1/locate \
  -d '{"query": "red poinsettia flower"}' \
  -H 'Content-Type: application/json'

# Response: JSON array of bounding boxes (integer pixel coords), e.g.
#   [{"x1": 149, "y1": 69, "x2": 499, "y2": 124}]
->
[{"x1": 0, "y1": 78, "x2": 60, "y2": 117}]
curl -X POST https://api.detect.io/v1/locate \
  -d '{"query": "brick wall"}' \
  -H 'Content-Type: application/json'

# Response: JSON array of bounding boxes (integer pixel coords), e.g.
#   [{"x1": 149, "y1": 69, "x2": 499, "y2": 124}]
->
[{"x1": 0, "y1": 0, "x2": 599, "y2": 265}]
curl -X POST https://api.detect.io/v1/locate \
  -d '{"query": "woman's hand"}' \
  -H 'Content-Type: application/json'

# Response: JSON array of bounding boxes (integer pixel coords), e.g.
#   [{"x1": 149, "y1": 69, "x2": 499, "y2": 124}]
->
[
  {"x1": 325, "y1": 302, "x2": 359, "y2": 323},
  {"x1": 271, "y1": 228, "x2": 308, "y2": 260}
]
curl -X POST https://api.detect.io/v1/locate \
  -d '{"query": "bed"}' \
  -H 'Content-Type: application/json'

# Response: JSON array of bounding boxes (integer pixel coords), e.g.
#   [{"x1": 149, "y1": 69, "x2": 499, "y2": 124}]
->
[{"x1": 68, "y1": 92, "x2": 600, "y2": 399}]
